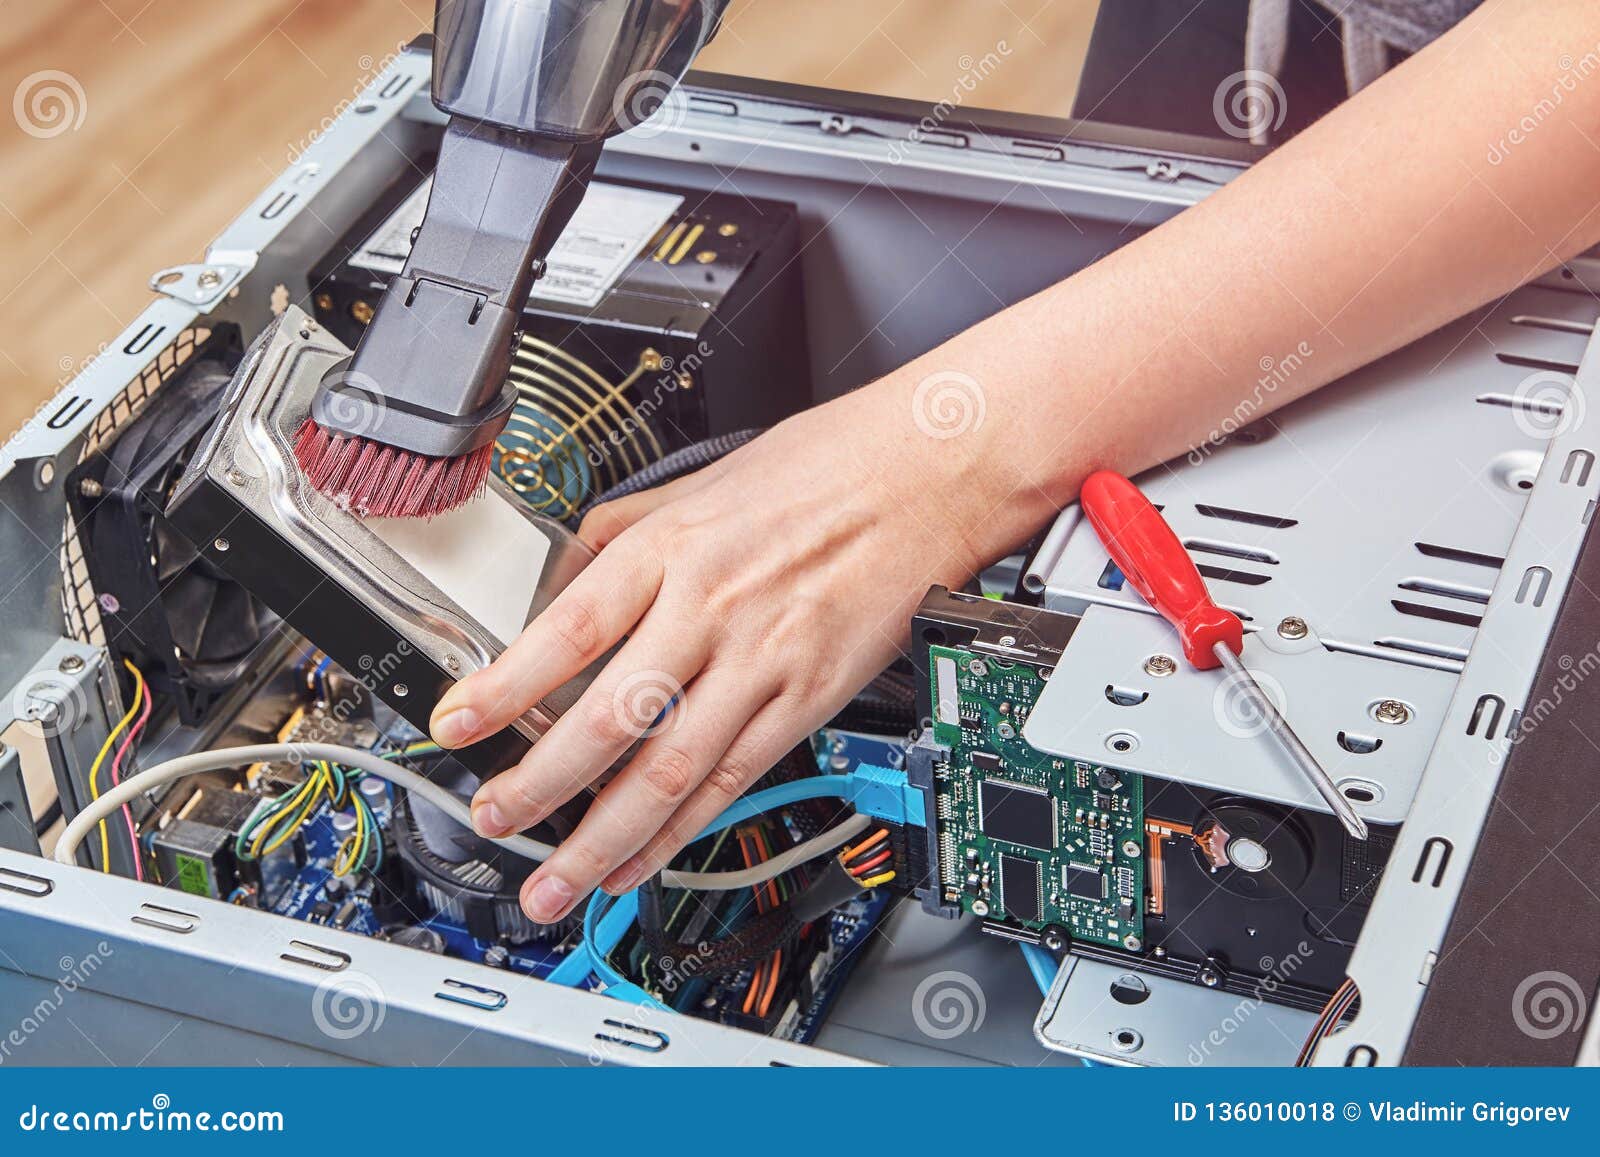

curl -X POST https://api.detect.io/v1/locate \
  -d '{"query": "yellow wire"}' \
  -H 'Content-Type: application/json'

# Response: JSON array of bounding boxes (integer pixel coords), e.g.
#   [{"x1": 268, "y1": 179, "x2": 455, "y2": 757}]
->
[
  {"x1": 261, "y1": 766, "x2": 327, "y2": 857},
  {"x1": 859, "y1": 870, "x2": 897, "y2": 889},
  {"x1": 87, "y1": 660, "x2": 145, "y2": 872},
  {"x1": 250, "y1": 764, "x2": 324, "y2": 858}
]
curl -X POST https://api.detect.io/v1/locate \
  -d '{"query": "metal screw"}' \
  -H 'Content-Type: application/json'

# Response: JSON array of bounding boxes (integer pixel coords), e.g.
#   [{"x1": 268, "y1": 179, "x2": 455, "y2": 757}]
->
[
  {"x1": 1277, "y1": 616, "x2": 1309, "y2": 640},
  {"x1": 998, "y1": 634, "x2": 1017, "y2": 647},
  {"x1": 1123, "y1": 935, "x2": 1143, "y2": 952},
  {"x1": 1374, "y1": 699, "x2": 1411, "y2": 725},
  {"x1": 393, "y1": 683, "x2": 409, "y2": 698},
  {"x1": 968, "y1": 658, "x2": 988, "y2": 677},
  {"x1": 213, "y1": 537, "x2": 230, "y2": 552},
  {"x1": 1043, "y1": 929, "x2": 1065, "y2": 951},
  {"x1": 196, "y1": 269, "x2": 223, "y2": 290},
  {"x1": 1121, "y1": 839, "x2": 1141, "y2": 858},
  {"x1": 970, "y1": 899, "x2": 990, "y2": 917},
  {"x1": 78, "y1": 478, "x2": 103, "y2": 499},
  {"x1": 226, "y1": 468, "x2": 246, "y2": 486},
  {"x1": 1143, "y1": 654, "x2": 1177, "y2": 677},
  {"x1": 445, "y1": 655, "x2": 461, "y2": 673},
  {"x1": 350, "y1": 299, "x2": 376, "y2": 326},
  {"x1": 58, "y1": 655, "x2": 85, "y2": 674}
]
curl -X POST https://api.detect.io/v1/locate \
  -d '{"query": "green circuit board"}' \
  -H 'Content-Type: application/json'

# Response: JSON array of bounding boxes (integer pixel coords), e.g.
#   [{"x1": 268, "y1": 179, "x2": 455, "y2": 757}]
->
[{"x1": 929, "y1": 644, "x2": 1145, "y2": 950}]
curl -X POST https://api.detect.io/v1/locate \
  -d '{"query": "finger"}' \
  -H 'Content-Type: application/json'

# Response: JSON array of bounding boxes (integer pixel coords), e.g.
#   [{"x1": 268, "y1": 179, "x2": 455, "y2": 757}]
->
[
  {"x1": 516, "y1": 665, "x2": 777, "y2": 923},
  {"x1": 468, "y1": 610, "x2": 711, "y2": 839},
  {"x1": 429, "y1": 537, "x2": 662, "y2": 748},
  {"x1": 600, "y1": 693, "x2": 815, "y2": 895},
  {"x1": 577, "y1": 470, "x2": 712, "y2": 550}
]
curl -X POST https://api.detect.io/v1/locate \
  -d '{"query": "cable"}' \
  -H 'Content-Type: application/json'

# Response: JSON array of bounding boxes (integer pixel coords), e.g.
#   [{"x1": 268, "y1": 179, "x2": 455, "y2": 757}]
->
[
  {"x1": 55, "y1": 742, "x2": 870, "y2": 891},
  {"x1": 31, "y1": 798, "x2": 63, "y2": 838},
  {"x1": 109, "y1": 662, "x2": 152, "y2": 882},
  {"x1": 575, "y1": 428, "x2": 762, "y2": 520},
  {"x1": 1021, "y1": 943, "x2": 1057, "y2": 996},
  {"x1": 85, "y1": 660, "x2": 145, "y2": 871}
]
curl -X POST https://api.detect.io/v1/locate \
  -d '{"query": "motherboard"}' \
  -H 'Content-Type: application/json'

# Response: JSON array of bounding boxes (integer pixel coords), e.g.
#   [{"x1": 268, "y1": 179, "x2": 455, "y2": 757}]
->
[{"x1": 928, "y1": 643, "x2": 1145, "y2": 950}]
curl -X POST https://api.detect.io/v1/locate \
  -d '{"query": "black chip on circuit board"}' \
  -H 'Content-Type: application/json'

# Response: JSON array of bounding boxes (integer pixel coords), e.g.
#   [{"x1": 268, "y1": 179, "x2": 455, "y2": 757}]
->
[
  {"x1": 980, "y1": 778, "x2": 1056, "y2": 850},
  {"x1": 1000, "y1": 854, "x2": 1043, "y2": 923},
  {"x1": 1065, "y1": 862, "x2": 1105, "y2": 901}
]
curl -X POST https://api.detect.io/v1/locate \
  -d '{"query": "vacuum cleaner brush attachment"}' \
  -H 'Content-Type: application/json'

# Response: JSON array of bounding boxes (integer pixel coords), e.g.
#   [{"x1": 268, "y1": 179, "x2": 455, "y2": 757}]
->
[{"x1": 295, "y1": 121, "x2": 600, "y2": 518}]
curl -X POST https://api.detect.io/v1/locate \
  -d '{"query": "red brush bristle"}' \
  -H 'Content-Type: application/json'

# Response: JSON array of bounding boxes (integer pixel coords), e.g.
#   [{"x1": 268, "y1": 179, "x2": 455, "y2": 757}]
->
[{"x1": 293, "y1": 419, "x2": 494, "y2": 518}]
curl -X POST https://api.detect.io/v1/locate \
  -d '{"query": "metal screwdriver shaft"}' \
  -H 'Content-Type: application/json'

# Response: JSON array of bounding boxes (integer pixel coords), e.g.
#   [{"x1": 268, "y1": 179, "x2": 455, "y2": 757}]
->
[
  {"x1": 1079, "y1": 469, "x2": 1369, "y2": 842},
  {"x1": 1211, "y1": 641, "x2": 1368, "y2": 840}
]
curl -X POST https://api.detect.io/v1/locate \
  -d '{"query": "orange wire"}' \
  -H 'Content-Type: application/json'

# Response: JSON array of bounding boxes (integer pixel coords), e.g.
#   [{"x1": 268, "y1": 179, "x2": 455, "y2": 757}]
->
[
  {"x1": 743, "y1": 960, "x2": 764, "y2": 1014},
  {"x1": 841, "y1": 828, "x2": 889, "y2": 862},
  {"x1": 759, "y1": 948, "x2": 782, "y2": 1017},
  {"x1": 850, "y1": 848, "x2": 892, "y2": 877}
]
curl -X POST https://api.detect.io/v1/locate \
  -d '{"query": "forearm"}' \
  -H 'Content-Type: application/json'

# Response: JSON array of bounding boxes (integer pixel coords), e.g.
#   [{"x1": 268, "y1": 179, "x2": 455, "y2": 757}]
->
[{"x1": 881, "y1": 0, "x2": 1600, "y2": 568}]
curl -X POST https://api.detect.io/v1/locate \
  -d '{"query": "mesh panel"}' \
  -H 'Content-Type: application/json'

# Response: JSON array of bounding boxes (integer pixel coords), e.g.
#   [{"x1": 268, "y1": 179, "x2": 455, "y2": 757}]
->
[{"x1": 59, "y1": 327, "x2": 212, "y2": 646}]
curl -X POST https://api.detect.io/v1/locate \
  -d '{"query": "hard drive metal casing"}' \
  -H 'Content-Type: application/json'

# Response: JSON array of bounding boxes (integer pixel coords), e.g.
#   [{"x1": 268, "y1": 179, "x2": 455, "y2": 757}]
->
[{"x1": 167, "y1": 305, "x2": 598, "y2": 782}]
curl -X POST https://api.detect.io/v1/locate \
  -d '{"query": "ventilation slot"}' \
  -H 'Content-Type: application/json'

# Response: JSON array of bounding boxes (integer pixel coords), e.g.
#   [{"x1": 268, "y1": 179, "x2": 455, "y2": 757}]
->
[
  {"x1": 1396, "y1": 579, "x2": 1490, "y2": 605},
  {"x1": 1414, "y1": 542, "x2": 1504, "y2": 570},
  {"x1": 1391, "y1": 599, "x2": 1483, "y2": 629},
  {"x1": 1372, "y1": 637, "x2": 1470, "y2": 663},
  {"x1": 1508, "y1": 314, "x2": 1595, "y2": 336},
  {"x1": 1184, "y1": 539, "x2": 1279, "y2": 565},
  {"x1": 1476, "y1": 390, "x2": 1568, "y2": 417},
  {"x1": 1494, "y1": 352, "x2": 1581, "y2": 374},
  {"x1": 1197, "y1": 563, "x2": 1270, "y2": 587},
  {"x1": 1194, "y1": 503, "x2": 1298, "y2": 529}
]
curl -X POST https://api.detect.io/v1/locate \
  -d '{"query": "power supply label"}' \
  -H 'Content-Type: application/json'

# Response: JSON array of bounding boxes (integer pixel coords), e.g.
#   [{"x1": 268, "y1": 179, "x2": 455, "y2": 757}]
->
[{"x1": 350, "y1": 178, "x2": 684, "y2": 309}]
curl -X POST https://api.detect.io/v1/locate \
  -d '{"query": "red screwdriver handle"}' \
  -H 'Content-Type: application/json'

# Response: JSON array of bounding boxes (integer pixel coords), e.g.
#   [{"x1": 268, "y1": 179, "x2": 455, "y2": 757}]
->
[{"x1": 1079, "y1": 470, "x2": 1243, "y2": 670}]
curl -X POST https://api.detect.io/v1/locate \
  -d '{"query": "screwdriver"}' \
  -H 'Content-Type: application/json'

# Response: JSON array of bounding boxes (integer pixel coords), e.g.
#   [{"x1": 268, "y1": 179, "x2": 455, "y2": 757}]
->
[{"x1": 1079, "y1": 470, "x2": 1369, "y2": 841}]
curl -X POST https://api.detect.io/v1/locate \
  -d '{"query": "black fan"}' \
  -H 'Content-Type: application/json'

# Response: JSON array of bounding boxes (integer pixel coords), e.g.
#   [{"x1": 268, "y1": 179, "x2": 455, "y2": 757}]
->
[{"x1": 67, "y1": 332, "x2": 274, "y2": 723}]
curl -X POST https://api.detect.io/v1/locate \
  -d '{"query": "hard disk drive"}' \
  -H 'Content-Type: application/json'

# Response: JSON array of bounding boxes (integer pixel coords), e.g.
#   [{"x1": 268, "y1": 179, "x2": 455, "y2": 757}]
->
[{"x1": 167, "y1": 305, "x2": 599, "y2": 781}]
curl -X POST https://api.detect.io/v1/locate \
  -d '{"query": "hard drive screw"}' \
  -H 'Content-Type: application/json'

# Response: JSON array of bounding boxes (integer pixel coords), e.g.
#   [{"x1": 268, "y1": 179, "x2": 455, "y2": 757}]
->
[
  {"x1": 212, "y1": 537, "x2": 230, "y2": 552},
  {"x1": 1143, "y1": 654, "x2": 1176, "y2": 677},
  {"x1": 393, "y1": 683, "x2": 409, "y2": 698},
  {"x1": 1374, "y1": 699, "x2": 1410, "y2": 725},
  {"x1": 998, "y1": 634, "x2": 1017, "y2": 647},
  {"x1": 971, "y1": 899, "x2": 990, "y2": 917},
  {"x1": 226, "y1": 468, "x2": 246, "y2": 486},
  {"x1": 445, "y1": 655, "x2": 461, "y2": 673},
  {"x1": 1121, "y1": 839, "x2": 1141, "y2": 858},
  {"x1": 1043, "y1": 930, "x2": 1065, "y2": 951},
  {"x1": 1277, "y1": 616, "x2": 1309, "y2": 640},
  {"x1": 968, "y1": 658, "x2": 988, "y2": 677},
  {"x1": 1123, "y1": 935, "x2": 1143, "y2": 952},
  {"x1": 196, "y1": 269, "x2": 222, "y2": 290},
  {"x1": 77, "y1": 478, "x2": 103, "y2": 499},
  {"x1": 58, "y1": 655, "x2": 85, "y2": 674}
]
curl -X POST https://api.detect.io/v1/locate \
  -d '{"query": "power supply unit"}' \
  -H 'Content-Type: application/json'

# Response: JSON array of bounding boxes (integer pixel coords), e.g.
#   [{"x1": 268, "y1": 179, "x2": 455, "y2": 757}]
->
[{"x1": 308, "y1": 174, "x2": 812, "y2": 521}]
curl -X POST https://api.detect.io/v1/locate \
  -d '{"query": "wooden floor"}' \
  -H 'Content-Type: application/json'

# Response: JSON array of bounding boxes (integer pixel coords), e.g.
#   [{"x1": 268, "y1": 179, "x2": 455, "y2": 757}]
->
[{"x1": 0, "y1": 1, "x2": 1097, "y2": 439}]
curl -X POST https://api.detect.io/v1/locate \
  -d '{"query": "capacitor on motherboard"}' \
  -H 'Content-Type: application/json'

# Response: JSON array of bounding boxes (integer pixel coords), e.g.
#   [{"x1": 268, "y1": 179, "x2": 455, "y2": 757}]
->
[
  {"x1": 358, "y1": 775, "x2": 390, "y2": 817},
  {"x1": 332, "y1": 812, "x2": 358, "y2": 837}
]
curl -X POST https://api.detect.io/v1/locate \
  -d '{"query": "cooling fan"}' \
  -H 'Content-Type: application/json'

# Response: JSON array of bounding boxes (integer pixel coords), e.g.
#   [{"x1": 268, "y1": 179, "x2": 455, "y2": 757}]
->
[
  {"x1": 492, "y1": 337, "x2": 668, "y2": 522},
  {"x1": 67, "y1": 337, "x2": 278, "y2": 724}
]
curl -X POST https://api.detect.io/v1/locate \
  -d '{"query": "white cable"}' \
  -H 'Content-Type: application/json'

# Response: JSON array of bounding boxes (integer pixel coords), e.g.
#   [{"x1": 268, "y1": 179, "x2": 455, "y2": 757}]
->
[{"x1": 53, "y1": 742, "x2": 869, "y2": 892}]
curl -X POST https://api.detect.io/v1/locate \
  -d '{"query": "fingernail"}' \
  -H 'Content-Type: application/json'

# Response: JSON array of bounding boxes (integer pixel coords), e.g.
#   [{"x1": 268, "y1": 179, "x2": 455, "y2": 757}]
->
[
  {"x1": 604, "y1": 857, "x2": 646, "y2": 895},
  {"x1": 524, "y1": 874, "x2": 573, "y2": 923},
  {"x1": 471, "y1": 797, "x2": 510, "y2": 838},
  {"x1": 431, "y1": 707, "x2": 481, "y2": 747}
]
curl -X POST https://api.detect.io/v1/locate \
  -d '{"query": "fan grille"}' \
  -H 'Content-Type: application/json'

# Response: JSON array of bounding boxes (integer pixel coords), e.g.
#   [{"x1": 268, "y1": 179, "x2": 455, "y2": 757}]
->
[
  {"x1": 492, "y1": 338, "x2": 666, "y2": 522},
  {"x1": 60, "y1": 327, "x2": 211, "y2": 648}
]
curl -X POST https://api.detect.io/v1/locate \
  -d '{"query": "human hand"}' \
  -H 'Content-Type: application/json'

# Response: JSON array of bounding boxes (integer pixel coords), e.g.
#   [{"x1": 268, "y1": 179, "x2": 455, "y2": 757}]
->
[{"x1": 428, "y1": 367, "x2": 1033, "y2": 924}]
